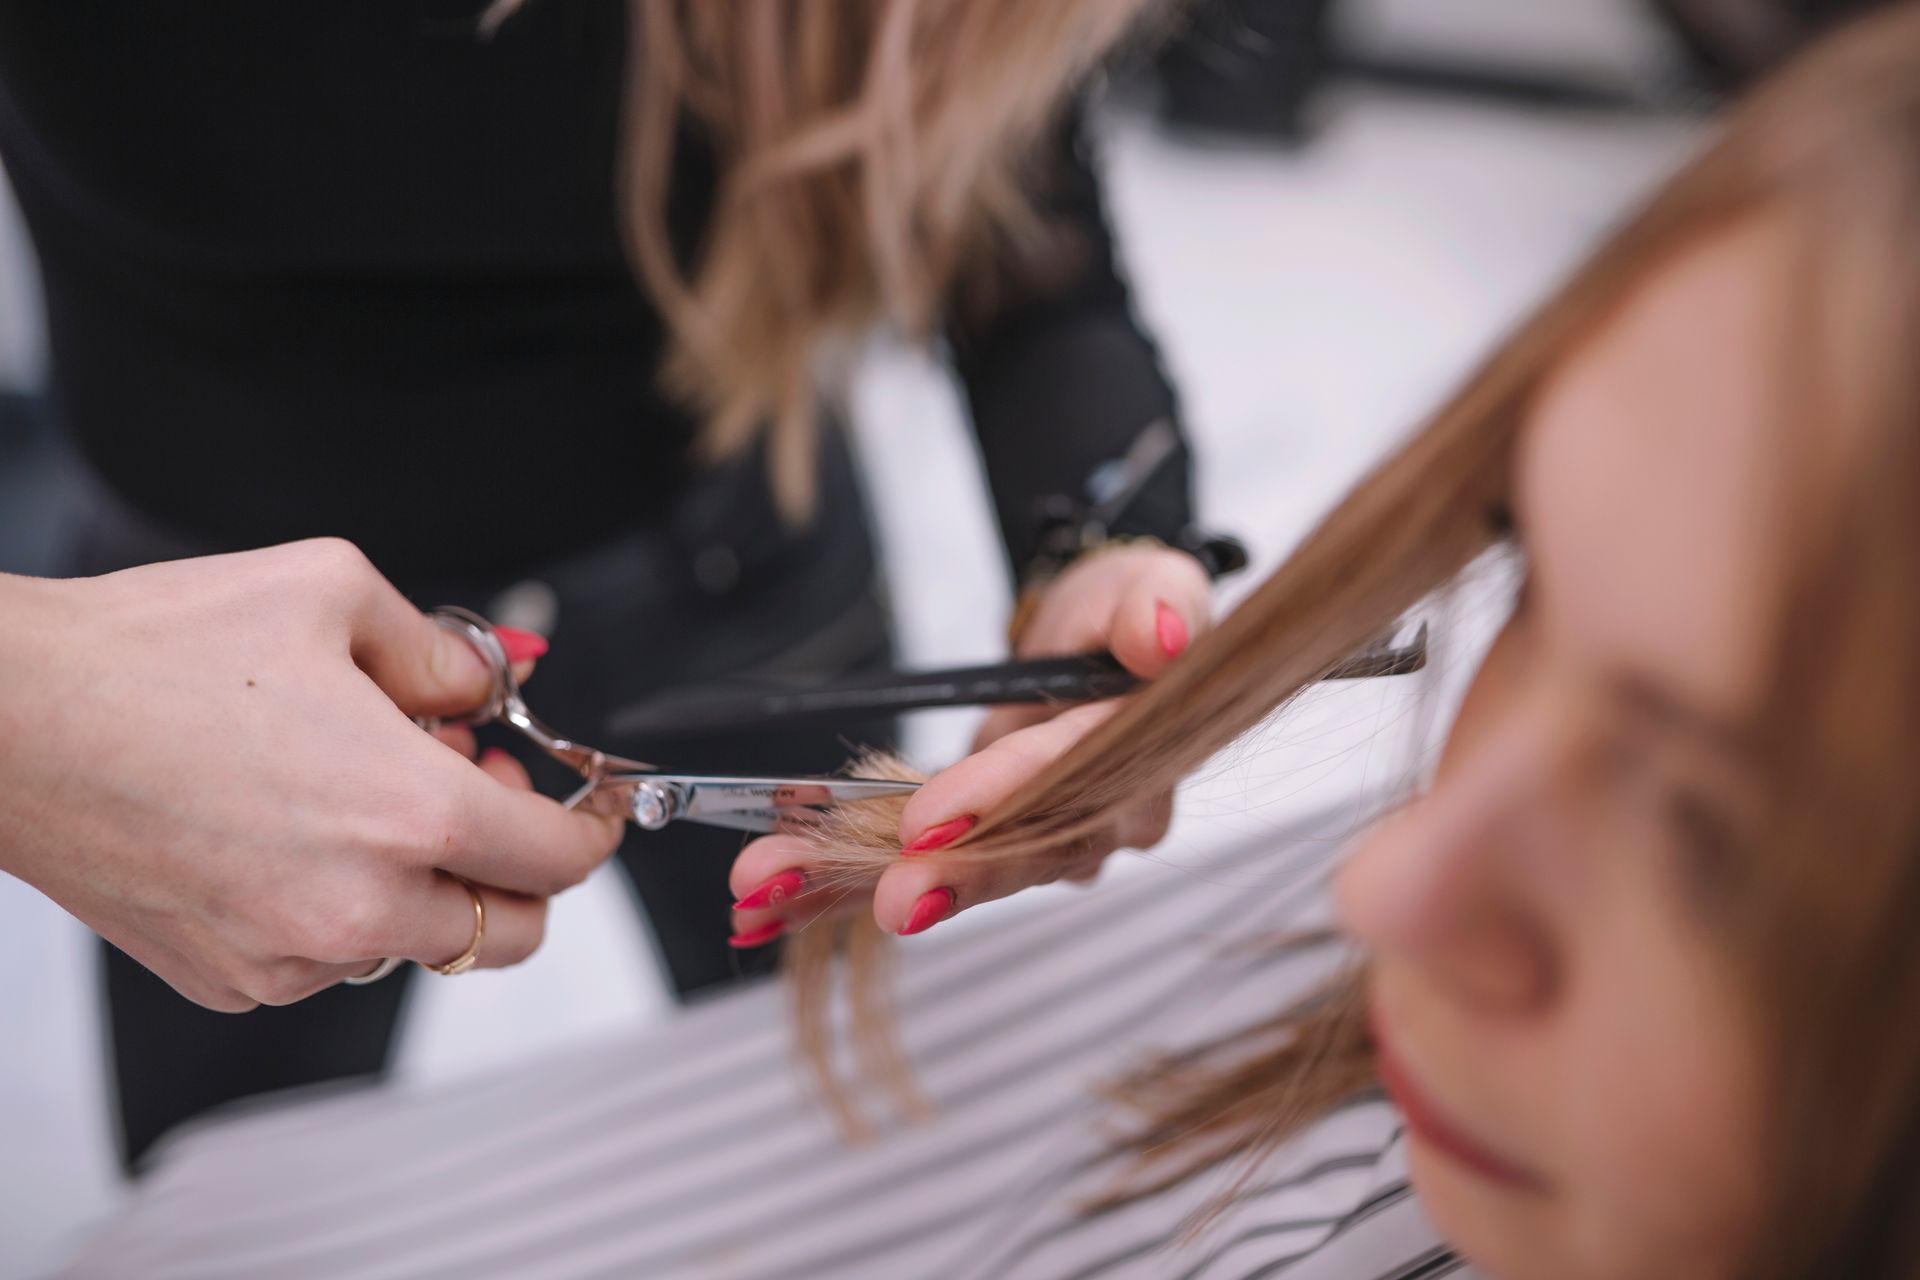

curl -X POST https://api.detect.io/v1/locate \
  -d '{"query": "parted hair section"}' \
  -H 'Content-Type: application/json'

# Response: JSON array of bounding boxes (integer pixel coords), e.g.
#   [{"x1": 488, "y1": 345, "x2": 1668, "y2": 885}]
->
[{"x1": 785, "y1": 10, "x2": 1920, "y2": 1273}]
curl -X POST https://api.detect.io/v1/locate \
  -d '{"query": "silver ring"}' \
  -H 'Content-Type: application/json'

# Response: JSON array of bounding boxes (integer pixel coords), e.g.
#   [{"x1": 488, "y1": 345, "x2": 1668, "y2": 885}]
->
[
  {"x1": 426, "y1": 606, "x2": 511, "y2": 725},
  {"x1": 345, "y1": 956, "x2": 404, "y2": 986}
]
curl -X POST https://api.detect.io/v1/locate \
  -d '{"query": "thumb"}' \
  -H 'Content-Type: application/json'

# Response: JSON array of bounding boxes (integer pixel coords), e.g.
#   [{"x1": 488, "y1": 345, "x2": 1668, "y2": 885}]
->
[
  {"x1": 357, "y1": 609, "x2": 496, "y2": 720},
  {"x1": 347, "y1": 582, "x2": 541, "y2": 720}
]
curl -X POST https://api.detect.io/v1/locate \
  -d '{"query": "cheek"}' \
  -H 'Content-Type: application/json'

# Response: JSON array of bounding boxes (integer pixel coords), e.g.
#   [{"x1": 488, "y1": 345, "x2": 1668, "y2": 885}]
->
[
  {"x1": 1552, "y1": 939, "x2": 1767, "y2": 1273},
  {"x1": 1395, "y1": 932, "x2": 1768, "y2": 1280}
]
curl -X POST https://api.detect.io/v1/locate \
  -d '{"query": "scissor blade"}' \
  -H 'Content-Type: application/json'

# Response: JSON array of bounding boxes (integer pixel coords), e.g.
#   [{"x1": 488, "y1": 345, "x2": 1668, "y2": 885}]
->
[
  {"x1": 668, "y1": 807, "x2": 790, "y2": 835},
  {"x1": 669, "y1": 775, "x2": 920, "y2": 822}
]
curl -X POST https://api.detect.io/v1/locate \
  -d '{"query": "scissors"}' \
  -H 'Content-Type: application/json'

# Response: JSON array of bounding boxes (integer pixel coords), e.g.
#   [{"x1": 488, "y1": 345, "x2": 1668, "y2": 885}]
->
[
  {"x1": 425, "y1": 606, "x2": 922, "y2": 835},
  {"x1": 431, "y1": 607, "x2": 1430, "y2": 835}
]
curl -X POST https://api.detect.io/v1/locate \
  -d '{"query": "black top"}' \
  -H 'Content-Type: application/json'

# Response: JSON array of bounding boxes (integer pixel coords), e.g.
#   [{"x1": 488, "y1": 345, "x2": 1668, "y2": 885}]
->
[{"x1": 0, "y1": 0, "x2": 1193, "y2": 581}]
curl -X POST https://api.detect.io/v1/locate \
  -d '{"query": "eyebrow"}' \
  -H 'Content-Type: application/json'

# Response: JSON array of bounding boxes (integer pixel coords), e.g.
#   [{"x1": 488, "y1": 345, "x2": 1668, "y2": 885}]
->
[{"x1": 1605, "y1": 670, "x2": 1758, "y2": 765}]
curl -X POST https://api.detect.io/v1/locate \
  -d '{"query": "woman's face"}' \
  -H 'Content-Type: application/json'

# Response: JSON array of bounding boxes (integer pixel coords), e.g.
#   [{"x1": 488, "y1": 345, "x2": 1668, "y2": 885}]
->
[{"x1": 1337, "y1": 222, "x2": 1801, "y2": 1280}]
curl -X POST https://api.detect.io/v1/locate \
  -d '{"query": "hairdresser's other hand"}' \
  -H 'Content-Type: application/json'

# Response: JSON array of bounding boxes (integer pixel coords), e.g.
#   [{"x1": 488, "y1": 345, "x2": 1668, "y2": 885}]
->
[
  {"x1": 882, "y1": 545, "x2": 1207, "y2": 926},
  {"x1": 971, "y1": 544, "x2": 1211, "y2": 753},
  {"x1": 727, "y1": 545, "x2": 1208, "y2": 944},
  {"x1": 0, "y1": 542, "x2": 624, "y2": 1012}
]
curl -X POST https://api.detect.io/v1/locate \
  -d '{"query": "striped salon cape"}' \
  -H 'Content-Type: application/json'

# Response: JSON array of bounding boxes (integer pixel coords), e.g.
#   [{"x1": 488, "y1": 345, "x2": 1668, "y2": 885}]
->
[{"x1": 65, "y1": 805, "x2": 1483, "y2": 1280}]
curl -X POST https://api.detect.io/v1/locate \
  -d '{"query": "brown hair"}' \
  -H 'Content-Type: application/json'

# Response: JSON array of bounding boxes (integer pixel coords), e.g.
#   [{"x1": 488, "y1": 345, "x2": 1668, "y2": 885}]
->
[
  {"x1": 789, "y1": 7, "x2": 1920, "y2": 1273},
  {"x1": 489, "y1": 0, "x2": 1165, "y2": 515}
]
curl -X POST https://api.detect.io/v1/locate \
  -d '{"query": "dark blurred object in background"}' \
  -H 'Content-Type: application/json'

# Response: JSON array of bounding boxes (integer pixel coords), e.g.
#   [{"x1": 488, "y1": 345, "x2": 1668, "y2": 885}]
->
[
  {"x1": 0, "y1": 391, "x2": 72, "y2": 577},
  {"x1": 1152, "y1": 0, "x2": 1698, "y2": 143},
  {"x1": 0, "y1": 388, "x2": 34, "y2": 438},
  {"x1": 1650, "y1": 0, "x2": 1896, "y2": 89},
  {"x1": 1155, "y1": 0, "x2": 1335, "y2": 142},
  {"x1": 1151, "y1": 0, "x2": 1906, "y2": 143}
]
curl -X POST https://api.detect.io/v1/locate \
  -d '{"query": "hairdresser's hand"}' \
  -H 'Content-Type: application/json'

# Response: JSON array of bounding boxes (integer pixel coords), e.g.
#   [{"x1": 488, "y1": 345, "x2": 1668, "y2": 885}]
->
[
  {"x1": 0, "y1": 542, "x2": 624, "y2": 1012},
  {"x1": 970, "y1": 544, "x2": 1211, "y2": 760},
  {"x1": 727, "y1": 545, "x2": 1208, "y2": 943}
]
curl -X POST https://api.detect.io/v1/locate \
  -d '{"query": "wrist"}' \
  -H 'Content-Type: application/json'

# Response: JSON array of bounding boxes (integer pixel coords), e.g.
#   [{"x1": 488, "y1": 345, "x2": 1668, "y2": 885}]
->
[
  {"x1": 0, "y1": 571, "x2": 83, "y2": 752},
  {"x1": 0, "y1": 573, "x2": 79, "y2": 880},
  {"x1": 1007, "y1": 529, "x2": 1243, "y2": 650}
]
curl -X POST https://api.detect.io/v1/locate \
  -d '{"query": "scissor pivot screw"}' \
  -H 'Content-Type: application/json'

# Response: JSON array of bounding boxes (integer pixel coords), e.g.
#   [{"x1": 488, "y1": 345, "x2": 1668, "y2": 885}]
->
[{"x1": 629, "y1": 779, "x2": 681, "y2": 830}]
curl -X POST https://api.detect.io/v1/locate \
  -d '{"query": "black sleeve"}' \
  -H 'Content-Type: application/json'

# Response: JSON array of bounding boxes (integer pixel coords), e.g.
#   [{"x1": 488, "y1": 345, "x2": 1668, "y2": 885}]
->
[{"x1": 945, "y1": 101, "x2": 1196, "y2": 581}]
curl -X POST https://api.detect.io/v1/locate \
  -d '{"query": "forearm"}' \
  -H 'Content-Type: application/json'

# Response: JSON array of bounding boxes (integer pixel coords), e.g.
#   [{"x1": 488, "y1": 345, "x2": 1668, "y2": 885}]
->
[
  {"x1": 948, "y1": 103, "x2": 1198, "y2": 578},
  {"x1": 959, "y1": 309, "x2": 1195, "y2": 576},
  {"x1": 0, "y1": 571, "x2": 70, "y2": 857}
]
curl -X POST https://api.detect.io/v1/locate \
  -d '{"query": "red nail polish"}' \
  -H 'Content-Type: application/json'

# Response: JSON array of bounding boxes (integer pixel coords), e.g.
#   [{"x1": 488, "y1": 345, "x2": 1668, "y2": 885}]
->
[
  {"x1": 733, "y1": 869, "x2": 805, "y2": 911},
  {"x1": 495, "y1": 626, "x2": 549, "y2": 663},
  {"x1": 1155, "y1": 603, "x2": 1189, "y2": 658},
  {"x1": 899, "y1": 887, "x2": 955, "y2": 936},
  {"x1": 479, "y1": 747, "x2": 513, "y2": 767},
  {"x1": 727, "y1": 920, "x2": 785, "y2": 949},
  {"x1": 903, "y1": 815, "x2": 976, "y2": 855}
]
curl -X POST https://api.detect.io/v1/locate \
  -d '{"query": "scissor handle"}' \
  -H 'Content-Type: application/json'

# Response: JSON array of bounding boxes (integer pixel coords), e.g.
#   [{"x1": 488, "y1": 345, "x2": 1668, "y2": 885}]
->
[
  {"x1": 426, "y1": 607, "x2": 514, "y2": 725},
  {"x1": 422, "y1": 606, "x2": 654, "y2": 784}
]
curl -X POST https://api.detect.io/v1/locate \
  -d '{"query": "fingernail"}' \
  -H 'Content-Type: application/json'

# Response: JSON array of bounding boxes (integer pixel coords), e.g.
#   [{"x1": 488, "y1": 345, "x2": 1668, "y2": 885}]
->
[
  {"x1": 903, "y1": 815, "x2": 976, "y2": 855},
  {"x1": 1155, "y1": 602, "x2": 1189, "y2": 658},
  {"x1": 727, "y1": 920, "x2": 785, "y2": 949},
  {"x1": 479, "y1": 747, "x2": 513, "y2": 767},
  {"x1": 733, "y1": 869, "x2": 805, "y2": 911},
  {"x1": 496, "y1": 625, "x2": 549, "y2": 663},
  {"x1": 899, "y1": 887, "x2": 955, "y2": 936}
]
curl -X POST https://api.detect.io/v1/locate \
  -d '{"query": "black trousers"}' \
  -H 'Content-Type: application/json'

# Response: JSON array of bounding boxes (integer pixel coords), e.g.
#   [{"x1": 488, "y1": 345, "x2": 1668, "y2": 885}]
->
[{"x1": 62, "y1": 434, "x2": 895, "y2": 1172}]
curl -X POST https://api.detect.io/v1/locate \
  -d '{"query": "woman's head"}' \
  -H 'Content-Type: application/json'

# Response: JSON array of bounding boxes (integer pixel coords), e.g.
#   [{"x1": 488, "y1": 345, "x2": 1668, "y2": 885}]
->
[
  {"x1": 1338, "y1": 217, "x2": 1799, "y2": 1278},
  {"x1": 1336, "y1": 20, "x2": 1920, "y2": 1274},
  {"x1": 792, "y1": 7, "x2": 1920, "y2": 1276}
]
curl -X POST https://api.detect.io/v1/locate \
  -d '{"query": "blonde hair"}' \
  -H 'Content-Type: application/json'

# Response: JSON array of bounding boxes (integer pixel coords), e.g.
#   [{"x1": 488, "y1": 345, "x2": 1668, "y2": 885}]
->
[
  {"x1": 485, "y1": 0, "x2": 1166, "y2": 515},
  {"x1": 788, "y1": 8, "x2": 1920, "y2": 1272}
]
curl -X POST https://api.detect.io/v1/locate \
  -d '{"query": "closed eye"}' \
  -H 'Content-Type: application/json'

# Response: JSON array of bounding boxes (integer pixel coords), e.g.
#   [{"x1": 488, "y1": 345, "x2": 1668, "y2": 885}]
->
[{"x1": 1664, "y1": 781, "x2": 1744, "y2": 913}]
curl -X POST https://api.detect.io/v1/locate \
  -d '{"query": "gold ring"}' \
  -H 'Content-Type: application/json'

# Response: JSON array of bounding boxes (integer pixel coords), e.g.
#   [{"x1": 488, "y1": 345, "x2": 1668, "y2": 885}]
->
[
  {"x1": 345, "y1": 956, "x2": 403, "y2": 986},
  {"x1": 422, "y1": 876, "x2": 486, "y2": 976}
]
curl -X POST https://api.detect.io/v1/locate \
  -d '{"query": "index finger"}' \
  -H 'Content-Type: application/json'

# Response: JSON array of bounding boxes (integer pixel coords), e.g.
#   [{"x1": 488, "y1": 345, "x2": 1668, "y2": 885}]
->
[
  {"x1": 434, "y1": 764, "x2": 626, "y2": 898},
  {"x1": 873, "y1": 700, "x2": 1119, "y2": 931}
]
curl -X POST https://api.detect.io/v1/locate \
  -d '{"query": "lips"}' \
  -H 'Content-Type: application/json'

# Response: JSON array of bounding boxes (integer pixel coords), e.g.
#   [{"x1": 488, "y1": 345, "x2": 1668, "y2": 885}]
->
[{"x1": 1371, "y1": 1010, "x2": 1549, "y2": 1191}]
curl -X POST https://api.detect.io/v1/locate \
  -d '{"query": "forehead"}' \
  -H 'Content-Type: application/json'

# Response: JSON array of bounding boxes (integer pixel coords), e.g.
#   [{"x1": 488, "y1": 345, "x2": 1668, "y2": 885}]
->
[{"x1": 1516, "y1": 221, "x2": 1803, "y2": 719}]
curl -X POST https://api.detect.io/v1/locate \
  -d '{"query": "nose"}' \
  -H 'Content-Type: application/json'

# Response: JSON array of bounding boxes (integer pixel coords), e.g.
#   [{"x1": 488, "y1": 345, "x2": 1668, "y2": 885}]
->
[{"x1": 1335, "y1": 729, "x2": 1564, "y2": 1017}]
